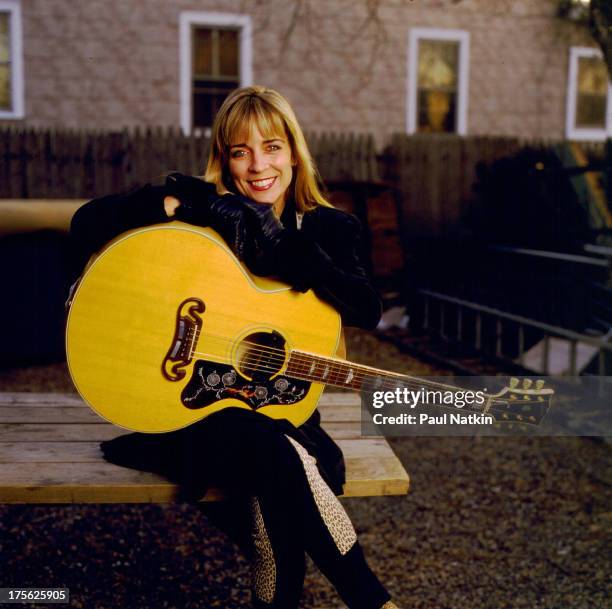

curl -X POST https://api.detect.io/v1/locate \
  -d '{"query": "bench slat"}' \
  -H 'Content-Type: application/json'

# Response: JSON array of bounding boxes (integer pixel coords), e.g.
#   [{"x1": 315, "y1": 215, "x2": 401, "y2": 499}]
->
[
  {"x1": 0, "y1": 438, "x2": 395, "y2": 463},
  {"x1": 0, "y1": 456, "x2": 406, "y2": 501},
  {"x1": 0, "y1": 421, "x2": 366, "y2": 442},
  {"x1": 0, "y1": 392, "x2": 84, "y2": 405}
]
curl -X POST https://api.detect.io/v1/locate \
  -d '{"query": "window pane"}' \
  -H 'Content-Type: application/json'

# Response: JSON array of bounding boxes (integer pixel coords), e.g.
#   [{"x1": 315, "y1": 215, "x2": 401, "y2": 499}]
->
[
  {"x1": 418, "y1": 90, "x2": 456, "y2": 133},
  {"x1": 575, "y1": 56, "x2": 608, "y2": 129},
  {"x1": 193, "y1": 91, "x2": 214, "y2": 129},
  {"x1": 0, "y1": 12, "x2": 9, "y2": 110},
  {"x1": 417, "y1": 40, "x2": 459, "y2": 133},
  {"x1": 0, "y1": 12, "x2": 10, "y2": 63},
  {"x1": 218, "y1": 29, "x2": 238, "y2": 77},
  {"x1": 193, "y1": 27, "x2": 212, "y2": 76},
  {"x1": 0, "y1": 63, "x2": 11, "y2": 110},
  {"x1": 192, "y1": 25, "x2": 241, "y2": 129},
  {"x1": 193, "y1": 80, "x2": 239, "y2": 128},
  {"x1": 418, "y1": 40, "x2": 458, "y2": 90}
]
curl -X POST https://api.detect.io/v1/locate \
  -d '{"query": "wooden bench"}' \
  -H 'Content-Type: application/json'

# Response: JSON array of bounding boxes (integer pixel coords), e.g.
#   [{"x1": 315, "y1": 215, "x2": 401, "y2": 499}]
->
[{"x1": 0, "y1": 392, "x2": 409, "y2": 503}]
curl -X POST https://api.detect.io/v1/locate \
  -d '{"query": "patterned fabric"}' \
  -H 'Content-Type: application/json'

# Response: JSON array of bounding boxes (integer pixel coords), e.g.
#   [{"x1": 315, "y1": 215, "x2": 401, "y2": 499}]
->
[
  {"x1": 285, "y1": 435, "x2": 357, "y2": 555},
  {"x1": 249, "y1": 496, "x2": 276, "y2": 604}
]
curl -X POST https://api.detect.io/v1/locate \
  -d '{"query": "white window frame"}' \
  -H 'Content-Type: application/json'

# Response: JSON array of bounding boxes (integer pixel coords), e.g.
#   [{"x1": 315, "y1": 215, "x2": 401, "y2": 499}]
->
[
  {"x1": 0, "y1": 0, "x2": 24, "y2": 119},
  {"x1": 407, "y1": 27, "x2": 470, "y2": 135},
  {"x1": 565, "y1": 46, "x2": 612, "y2": 141},
  {"x1": 179, "y1": 11, "x2": 253, "y2": 135}
]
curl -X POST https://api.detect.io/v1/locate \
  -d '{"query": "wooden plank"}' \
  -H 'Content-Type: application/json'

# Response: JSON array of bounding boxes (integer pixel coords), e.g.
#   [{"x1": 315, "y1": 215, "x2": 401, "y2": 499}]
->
[
  {"x1": 0, "y1": 392, "x2": 83, "y2": 405},
  {"x1": 0, "y1": 406, "x2": 102, "y2": 423},
  {"x1": 0, "y1": 200, "x2": 86, "y2": 236},
  {"x1": 0, "y1": 437, "x2": 394, "y2": 463},
  {"x1": 0, "y1": 424, "x2": 120, "y2": 442},
  {"x1": 0, "y1": 441, "x2": 104, "y2": 462},
  {"x1": 0, "y1": 454, "x2": 407, "y2": 503},
  {"x1": 0, "y1": 455, "x2": 406, "y2": 487},
  {"x1": 0, "y1": 421, "x2": 369, "y2": 442},
  {"x1": 0, "y1": 402, "x2": 363, "y2": 423}
]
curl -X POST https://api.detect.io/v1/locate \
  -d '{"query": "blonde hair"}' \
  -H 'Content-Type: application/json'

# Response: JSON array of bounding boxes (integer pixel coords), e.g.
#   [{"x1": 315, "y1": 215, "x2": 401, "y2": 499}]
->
[{"x1": 204, "y1": 85, "x2": 331, "y2": 212}]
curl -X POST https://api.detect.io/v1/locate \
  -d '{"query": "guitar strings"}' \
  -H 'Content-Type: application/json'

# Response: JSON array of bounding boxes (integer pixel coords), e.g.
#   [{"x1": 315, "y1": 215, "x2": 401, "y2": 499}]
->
[
  {"x1": 189, "y1": 333, "x2": 459, "y2": 392},
  {"x1": 188, "y1": 334, "x2": 497, "y2": 399},
  {"x1": 191, "y1": 333, "x2": 463, "y2": 393},
  {"x1": 182, "y1": 350, "x2": 517, "y2": 415}
]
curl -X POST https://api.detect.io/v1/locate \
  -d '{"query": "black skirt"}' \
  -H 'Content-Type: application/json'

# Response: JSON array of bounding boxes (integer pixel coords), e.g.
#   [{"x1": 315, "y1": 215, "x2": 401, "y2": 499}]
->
[{"x1": 100, "y1": 407, "x2": 346, "y2": 501}]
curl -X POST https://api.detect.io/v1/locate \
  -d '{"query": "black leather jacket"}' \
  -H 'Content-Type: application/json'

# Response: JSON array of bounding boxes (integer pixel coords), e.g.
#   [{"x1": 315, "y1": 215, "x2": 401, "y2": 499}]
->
[{"x1": 69, "y1": 179, "x2": 382, "y2": 329}]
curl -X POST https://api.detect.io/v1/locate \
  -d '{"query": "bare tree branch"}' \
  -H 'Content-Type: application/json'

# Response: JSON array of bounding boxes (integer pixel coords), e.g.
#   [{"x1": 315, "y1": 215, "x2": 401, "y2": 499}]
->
[{"x1": 589, "y1": 0, "x2": 612, "y2": 80}]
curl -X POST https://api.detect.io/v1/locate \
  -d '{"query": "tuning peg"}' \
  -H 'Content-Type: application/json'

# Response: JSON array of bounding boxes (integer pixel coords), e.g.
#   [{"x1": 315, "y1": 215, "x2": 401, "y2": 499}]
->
[
  {"x1": 510, "y1": 377, "x2": 519, "y2": 389},
  {"x1": 522, "y1": 379, "x2": 533, "y2": 389},
  {"x1": 535, "y1": 379, "x2": 545, "y2": 390}
]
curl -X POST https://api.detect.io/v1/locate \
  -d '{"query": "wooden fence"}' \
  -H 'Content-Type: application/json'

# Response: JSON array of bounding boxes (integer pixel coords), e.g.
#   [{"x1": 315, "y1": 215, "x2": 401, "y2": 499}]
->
[
  {"x1": 0, "y1": 126, "x2": 606, "y2": 235},
  {"x1": 383, "y1": 134, "x2": 519, "y2": 235},
  {"x1": 383, "y1": 134, "x2": 607, "y2": 236},
  {"x1": 0, "y1": 127, "x2": 380, "y2": 199}
]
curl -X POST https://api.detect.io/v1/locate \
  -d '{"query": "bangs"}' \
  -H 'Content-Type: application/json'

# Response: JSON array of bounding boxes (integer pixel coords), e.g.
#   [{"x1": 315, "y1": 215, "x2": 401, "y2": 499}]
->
[{"x1": 222, "y1": 95, "x2": 289, "y2": 147}]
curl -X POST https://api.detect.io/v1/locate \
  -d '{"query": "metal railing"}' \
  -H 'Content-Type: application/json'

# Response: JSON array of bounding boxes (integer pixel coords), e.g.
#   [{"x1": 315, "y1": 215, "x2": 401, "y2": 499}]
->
[{"x1": 419, "y1": 289, "x2": 612, "y2": 376}]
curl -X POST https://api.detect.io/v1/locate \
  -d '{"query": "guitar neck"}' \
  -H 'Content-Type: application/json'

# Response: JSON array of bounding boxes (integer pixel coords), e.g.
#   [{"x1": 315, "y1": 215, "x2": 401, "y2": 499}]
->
[{"x1": 286, "y1": 349, "x2": 464, "y2": 398}]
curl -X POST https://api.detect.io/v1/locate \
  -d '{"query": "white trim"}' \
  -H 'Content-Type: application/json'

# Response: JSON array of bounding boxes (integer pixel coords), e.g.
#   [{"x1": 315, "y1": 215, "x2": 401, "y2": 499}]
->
[
  {"x1": 407, "y1": 27, "x2": 470, "y2": 135},
  {"x1": 565, "y1": 46, "x2": 612, "y2": 141},
  {"x1": 0, "y1": 0, "x2": 24, "y2": 119},
  {"x1": 179, "y1": 11, "x2": 253, "y2": 135}
]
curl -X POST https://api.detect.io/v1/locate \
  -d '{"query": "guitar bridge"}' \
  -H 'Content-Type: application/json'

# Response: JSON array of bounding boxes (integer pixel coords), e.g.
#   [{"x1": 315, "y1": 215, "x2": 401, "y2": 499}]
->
[{"x1": 161, "y1": 298, "x2": 205, "y2": 381}]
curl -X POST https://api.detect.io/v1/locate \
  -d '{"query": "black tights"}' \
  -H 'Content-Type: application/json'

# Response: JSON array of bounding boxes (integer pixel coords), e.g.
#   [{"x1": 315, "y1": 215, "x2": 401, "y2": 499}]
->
[{"x1": 186, "y1": 409, "x2": 390, "y2": 609}]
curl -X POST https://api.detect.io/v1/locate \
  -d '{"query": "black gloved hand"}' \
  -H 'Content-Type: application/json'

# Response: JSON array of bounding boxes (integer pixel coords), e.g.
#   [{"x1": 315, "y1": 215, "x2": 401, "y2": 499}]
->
[
  {"x1": 164, "y1": 172, "x2": 322, "y2": 291},
  {"x1": 272, "y1": 229, "x2": 334, "y2": 292},
  {"x1": 165, "y1": 172, "x2": 219, "y2": 225}
]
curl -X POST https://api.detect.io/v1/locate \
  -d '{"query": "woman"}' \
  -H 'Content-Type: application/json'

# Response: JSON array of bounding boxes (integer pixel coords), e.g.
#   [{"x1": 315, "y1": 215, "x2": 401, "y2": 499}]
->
[{"x1": 70, "y1": 86, "x2": 400, "y2": 609}]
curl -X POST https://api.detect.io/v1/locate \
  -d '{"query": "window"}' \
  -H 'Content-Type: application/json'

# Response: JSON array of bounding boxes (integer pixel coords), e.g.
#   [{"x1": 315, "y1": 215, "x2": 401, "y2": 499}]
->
[
  {"x1": 566, "y1": 47, "x2": 612, "y2": 141},
  {"x1": 407, "y1": 28, "x2": 470, "y2": 135},
  {"x1": 0, "y1": 0, "x2": 24, "y2": 119},
  {"x1": 180, "y1": 12, "x2": 252, "y2": 134}
]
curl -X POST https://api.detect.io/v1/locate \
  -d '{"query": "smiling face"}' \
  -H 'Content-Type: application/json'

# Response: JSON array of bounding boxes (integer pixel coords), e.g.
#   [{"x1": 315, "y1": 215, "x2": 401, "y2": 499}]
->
[{"x1": 227, "y1": 124, "x2": 294, "y2": 216}]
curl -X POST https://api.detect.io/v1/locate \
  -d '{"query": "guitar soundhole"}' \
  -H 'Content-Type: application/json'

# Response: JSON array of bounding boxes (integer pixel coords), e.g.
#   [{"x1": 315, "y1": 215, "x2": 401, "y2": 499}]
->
[{"x1": 236, "y1": 330, "x2": 287, "y2": 381}]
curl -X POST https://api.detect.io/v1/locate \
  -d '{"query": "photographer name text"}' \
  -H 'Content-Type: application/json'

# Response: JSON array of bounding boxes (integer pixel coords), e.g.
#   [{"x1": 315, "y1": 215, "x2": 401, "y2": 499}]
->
[{"x1": 372, "y1": 412, "x2": 494, "y2": 425}]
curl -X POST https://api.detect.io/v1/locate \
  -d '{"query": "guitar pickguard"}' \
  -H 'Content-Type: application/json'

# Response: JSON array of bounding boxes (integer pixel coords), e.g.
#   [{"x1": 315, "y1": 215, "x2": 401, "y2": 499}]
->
[{"x1": 181, "y1": 360, "x2": 311, "y2": 411}]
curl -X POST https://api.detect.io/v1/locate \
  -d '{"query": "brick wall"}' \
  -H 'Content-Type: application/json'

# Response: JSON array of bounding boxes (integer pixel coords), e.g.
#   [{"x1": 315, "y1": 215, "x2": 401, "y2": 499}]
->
[{"x1": 0, "y1": 0, "x2": 599, "y2": 140}]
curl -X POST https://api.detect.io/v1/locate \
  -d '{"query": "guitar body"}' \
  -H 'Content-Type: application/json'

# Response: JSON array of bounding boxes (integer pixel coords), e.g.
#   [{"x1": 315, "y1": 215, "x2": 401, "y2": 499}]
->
[{"x1": 66, "y1": 221, "x2": 342, "y2": 432}]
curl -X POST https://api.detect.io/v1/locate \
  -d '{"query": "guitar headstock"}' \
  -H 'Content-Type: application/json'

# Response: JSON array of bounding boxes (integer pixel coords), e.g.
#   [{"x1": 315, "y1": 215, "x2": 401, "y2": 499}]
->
[{"x1": 487, "y1": 378, "x2": 554, "y2": 426}]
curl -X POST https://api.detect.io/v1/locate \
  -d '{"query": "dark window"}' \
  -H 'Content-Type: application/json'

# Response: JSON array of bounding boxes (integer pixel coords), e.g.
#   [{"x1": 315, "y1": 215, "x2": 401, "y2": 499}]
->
[
  {"x1": 192, "y1": 27, "x2": 240, "y2": 129},
  {"x1": 0, "y1": 12, "x2": 11, "y2": 111},
  {"x1": 575, "y1": 55, "x2": 608, "y2": 129}
]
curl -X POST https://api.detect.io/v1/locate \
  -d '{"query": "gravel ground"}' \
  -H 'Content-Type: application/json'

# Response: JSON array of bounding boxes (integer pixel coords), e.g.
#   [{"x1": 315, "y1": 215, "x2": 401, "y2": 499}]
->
[{"x1": 1, "y1": 329, "x2": 610, "y2": 609}]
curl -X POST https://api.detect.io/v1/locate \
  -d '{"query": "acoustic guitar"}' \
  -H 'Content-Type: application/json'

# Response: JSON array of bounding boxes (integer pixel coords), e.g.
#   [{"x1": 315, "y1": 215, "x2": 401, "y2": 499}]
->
[{"x1": 66, "y1": 221, "x2": 553, "y2": 432}]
